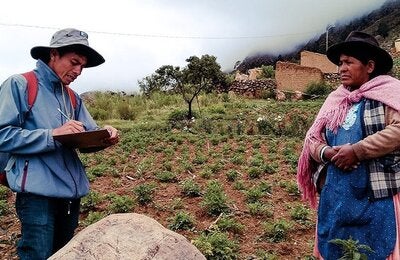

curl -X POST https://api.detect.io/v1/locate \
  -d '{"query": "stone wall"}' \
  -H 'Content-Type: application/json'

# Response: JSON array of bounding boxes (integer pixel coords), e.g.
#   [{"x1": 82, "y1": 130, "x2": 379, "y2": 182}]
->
[
  {"x1": 300, "y1": 51, "x2": 337, "y2": 73},
  {"x1": 324, "y1": 73, "x2": 340, "y2": 88},
  {"x1": 229, "y1": 79, "x2": 276, "y2": 98},
  {"x1": 275, "y1": 61, "x2": 324, "y2": 92}
]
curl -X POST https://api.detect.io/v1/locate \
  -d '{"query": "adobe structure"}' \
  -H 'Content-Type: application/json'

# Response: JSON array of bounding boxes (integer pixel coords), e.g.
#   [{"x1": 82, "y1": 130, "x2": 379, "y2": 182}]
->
[
  {"x1": 275, "y1": 61, "x2": 324, "y2": 92},
  {"x1": 300, "y1": 51, "x2": 337, "y2": 74}
]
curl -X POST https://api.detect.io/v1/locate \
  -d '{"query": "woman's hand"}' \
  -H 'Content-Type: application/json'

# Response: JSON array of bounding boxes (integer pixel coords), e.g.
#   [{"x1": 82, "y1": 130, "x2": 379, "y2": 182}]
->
[
  {"x1": 322, "y1": 146, "x2": 337, "y2": 161},
  {"x1": 331, "y1": 144, "x2": 359, "y2": 171}
]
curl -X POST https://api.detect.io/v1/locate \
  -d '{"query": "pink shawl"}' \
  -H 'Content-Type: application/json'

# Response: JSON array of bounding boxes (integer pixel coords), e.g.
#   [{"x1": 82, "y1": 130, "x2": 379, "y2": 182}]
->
[{"x1": 297, "y1": 75, "x2": 400, "y2": 208}]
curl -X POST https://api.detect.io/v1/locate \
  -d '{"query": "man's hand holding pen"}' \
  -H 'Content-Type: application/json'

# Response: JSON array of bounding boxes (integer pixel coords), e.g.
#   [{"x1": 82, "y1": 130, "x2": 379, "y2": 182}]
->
[
  {"x1": 103, "y1": 125, "x2": 119, "y2": 145},
  {"x1": 52, "y1": 120, "x2": 85, "y2": 136}
]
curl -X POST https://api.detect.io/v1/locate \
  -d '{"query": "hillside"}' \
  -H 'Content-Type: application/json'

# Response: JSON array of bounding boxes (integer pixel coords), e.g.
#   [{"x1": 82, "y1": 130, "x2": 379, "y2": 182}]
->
[{"x1": 237, "y1": 0, "x2": 400, "y2": 72}]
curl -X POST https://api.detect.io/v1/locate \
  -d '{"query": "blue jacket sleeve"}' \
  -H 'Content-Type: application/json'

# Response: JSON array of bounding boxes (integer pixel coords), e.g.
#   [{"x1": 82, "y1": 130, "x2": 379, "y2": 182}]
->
[{"x1": 0, "y1": 75, "x2": 55, "y2": 154}]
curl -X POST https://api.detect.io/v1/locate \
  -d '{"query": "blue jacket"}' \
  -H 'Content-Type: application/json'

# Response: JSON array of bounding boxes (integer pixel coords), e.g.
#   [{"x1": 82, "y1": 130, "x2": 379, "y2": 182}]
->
[{"x1": 0, "y1": 60, "x2": 98, "y2": 198}]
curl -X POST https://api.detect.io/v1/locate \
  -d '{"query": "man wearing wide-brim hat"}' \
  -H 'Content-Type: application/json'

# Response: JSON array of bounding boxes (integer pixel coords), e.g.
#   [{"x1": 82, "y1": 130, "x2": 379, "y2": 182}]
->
[
  {"x1": 297, "y1": 31, "x2": 400, "y2": 259},
  {"x1": 0, "y1": 28, "x2": 119, "y2": 259}
]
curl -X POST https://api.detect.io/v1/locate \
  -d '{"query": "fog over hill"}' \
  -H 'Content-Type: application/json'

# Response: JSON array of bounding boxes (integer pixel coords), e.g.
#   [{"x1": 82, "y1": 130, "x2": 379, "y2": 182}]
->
[{"x1": 236, "y1": 0, "x2": 400, "y2": 72}]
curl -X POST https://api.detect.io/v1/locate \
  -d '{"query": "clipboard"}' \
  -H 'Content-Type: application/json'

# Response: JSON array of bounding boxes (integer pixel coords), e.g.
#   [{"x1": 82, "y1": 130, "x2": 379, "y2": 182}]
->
[{"x1": 54, "y1": 129, "x2": 111, "y2": 149}]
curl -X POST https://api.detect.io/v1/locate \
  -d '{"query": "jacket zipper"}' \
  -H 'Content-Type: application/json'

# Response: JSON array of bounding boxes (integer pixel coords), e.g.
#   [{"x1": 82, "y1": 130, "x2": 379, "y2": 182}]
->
[{"x1": 21, "y1": 160, "x2": 29, "y2": 192}]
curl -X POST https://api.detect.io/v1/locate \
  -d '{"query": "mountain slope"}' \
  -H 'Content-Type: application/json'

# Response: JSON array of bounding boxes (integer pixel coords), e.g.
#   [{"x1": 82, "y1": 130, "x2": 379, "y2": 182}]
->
[{"x1": 236, "y1": 0, "x2": 400, "y2": 72}]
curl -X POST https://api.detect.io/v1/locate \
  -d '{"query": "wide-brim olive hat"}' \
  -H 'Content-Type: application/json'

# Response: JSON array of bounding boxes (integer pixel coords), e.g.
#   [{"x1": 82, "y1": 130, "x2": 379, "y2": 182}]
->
[
  {"x1": 31, "y1": 28, "x2": 105, "y2": 68},
  {"x1": 327, "y1": 31, "x2": 393, "y2": 74}
]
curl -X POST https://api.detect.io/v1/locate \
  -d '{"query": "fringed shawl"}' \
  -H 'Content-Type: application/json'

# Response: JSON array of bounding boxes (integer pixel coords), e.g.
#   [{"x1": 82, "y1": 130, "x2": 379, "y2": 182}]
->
[{"x1": 297, "y1": 75, "x2": 400, "y2": 208}]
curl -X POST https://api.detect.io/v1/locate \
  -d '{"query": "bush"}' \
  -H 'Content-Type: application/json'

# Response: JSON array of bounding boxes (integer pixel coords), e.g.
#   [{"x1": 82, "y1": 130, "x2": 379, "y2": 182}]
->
[
  {"x1": 304, "y1": 82, "x2": 333, "y2": 98},
  {"x1": 247, "y1": 202, "x2": 273, "y2": 217},
  {"x1": 167, "y1": 109, "x2": 198, "y2": 129},
  {"x1": 261, "y1": 65, "x2": 275, "y2": 79},
  {"x1": 90, "y1": 107, "x2": 110, "y2": 120},
  {"x1": 248, "y1": 167, "x2": 263, "y2": 179},
  {"x1": 244, "y1": 186, "x2": 265, "y2": 203},
  {"x1": 116, "y1": 102, "x2": 136, "y2": 120}
]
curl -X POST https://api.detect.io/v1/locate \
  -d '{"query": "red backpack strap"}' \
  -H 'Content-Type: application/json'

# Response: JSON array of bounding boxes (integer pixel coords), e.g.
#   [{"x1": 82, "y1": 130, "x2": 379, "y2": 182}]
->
[
  {"x1": 21, "y1": 71, "x2": 77, "y2": 110},
  {"x1": 65, "y1": 86, "x2": 77, "y2": 109},
  {"x1": 21, "y1": 71, "x2": 38, "y2": 110}
]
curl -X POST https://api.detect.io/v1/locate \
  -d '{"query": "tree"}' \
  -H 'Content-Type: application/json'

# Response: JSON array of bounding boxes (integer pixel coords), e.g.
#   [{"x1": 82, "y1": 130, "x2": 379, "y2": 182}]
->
[
  {"x1": 138, "y1": 54, "x2": 227, "y2": 119},
  {"x1": 154, "y1": 65, "x2": 182, "y2": 91},
  {"x1": 138, "y1": 65, "x2": 181, "y2": 96},
  {"x1": 184, "y1": 55, "x2": 226, "y2": 93},
  {"x1": 178, "y1": 55, "x2": 226, "y2": 119}
]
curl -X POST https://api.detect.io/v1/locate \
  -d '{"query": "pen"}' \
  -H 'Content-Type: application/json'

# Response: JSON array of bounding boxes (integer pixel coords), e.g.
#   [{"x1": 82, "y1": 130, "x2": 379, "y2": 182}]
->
[{"x1": 57, "y1": 108, "x2": 70, "y2": 121}]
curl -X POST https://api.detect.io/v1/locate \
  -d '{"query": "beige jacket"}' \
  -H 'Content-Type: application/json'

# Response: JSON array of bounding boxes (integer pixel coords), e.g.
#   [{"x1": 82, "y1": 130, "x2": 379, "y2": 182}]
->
[{"x1": 310, "y1": 106, "x2": 400, "y2": 163}]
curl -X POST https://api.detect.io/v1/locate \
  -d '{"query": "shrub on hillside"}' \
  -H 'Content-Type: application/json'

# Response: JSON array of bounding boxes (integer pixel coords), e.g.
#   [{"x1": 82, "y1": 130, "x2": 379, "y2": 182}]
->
[
  {"x1": 90, "y1": 107, "x2": 110, "y2": 120},
  {"x1": 167, "y1": 109, "x2": 198, "y2": 129},
  {"x1": 117, "y1": 102, "x2": 136, "y2": 120},
  {"x1": 304, "y1": 81, "x2": 333, "y2": 98}
]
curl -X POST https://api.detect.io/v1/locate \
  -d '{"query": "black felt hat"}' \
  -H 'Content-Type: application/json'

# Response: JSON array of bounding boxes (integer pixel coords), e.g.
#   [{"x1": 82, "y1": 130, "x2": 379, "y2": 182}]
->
[{"x1": 327, "y1": 31, "x2": 393, "y2": 74}]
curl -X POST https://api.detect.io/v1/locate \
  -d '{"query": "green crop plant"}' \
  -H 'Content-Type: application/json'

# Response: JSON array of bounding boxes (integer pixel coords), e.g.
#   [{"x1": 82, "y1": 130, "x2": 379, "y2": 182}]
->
[
  {"x1": 215, "y1": 215, "x2": 244, "y2": 234},
  {"x1": 262, "y1": 219, "x2": 293, "y2": 243},
  {"x1": 168, "y1": 211, "x2": 196, "y2": 231},
  {"x1": 180, "y1": 179, "x2": 202, "y2": 197},
  {"x1": 329, "y1": 237, "x2": 374, "y2": 260},
  {"x1": 155, "y1": 171, "x2": 177, "y2": 183},
  {"x1": 192, "y1": 230, "x2": 239, "y2": 260},
  {"x1": 226, "y1": 169, "x2": 240, "y2": 182},
  {"x1": 82, "y1": 211, "x2": 106, "y2": 227},
  {"x1": 201, "y1": 180, "x2": 229, "y2": 216},
  {"x1": 133, "y1": 183, "x2": 156, "y2": 206},
  {"x1": 80, "y1": 190, "x2": 102, "y2": 212},
  {"x1": 107, "y1": 194, "x2": 135, "y2": 214},
  {"x1": 247, "y1": 202, "x2": 273, "y2": 217}
]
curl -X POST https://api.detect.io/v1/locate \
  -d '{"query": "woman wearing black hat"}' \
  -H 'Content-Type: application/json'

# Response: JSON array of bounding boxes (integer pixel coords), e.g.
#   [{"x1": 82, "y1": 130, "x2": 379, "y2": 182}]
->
[{"x1": 297, "y1": 31, "x2": 400, "y2": 259}]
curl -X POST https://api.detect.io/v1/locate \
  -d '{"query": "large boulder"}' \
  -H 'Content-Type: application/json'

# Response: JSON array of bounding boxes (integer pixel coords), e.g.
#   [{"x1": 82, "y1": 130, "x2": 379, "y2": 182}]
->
[{"x1": 49, "y1": 213, "x2": 206, "y2": 260}]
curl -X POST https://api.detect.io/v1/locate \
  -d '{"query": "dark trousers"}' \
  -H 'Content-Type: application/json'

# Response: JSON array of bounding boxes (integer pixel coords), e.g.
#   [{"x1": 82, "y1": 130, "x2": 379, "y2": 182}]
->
[{"x1": 15, "y1": 193, "x2": 80, "y2": 260}]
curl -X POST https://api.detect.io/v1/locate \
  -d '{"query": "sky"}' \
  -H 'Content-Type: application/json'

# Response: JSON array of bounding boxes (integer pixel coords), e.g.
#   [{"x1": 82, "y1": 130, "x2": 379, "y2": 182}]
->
[{"x1": 0, "y1": 0, "x2": 389, "y2": 94}]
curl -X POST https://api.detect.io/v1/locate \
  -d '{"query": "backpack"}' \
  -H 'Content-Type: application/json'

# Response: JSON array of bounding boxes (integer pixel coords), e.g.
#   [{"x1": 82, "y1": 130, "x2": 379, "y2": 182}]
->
[{"x1": 0, "y1": 71, "x2": 77, "y2": 187}]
